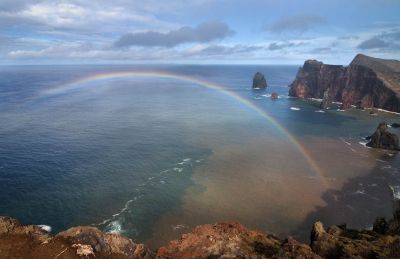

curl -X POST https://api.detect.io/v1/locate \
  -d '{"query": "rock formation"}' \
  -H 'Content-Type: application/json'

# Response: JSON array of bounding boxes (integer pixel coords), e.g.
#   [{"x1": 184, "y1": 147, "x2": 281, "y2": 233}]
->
[
  {"x1": 271, "y1": 92, "x2": 279, "y2": 99},
  {"x1": 320, "y1": 89, "x2": 332, "y2": 109},
  {"x1": 157, "y1": 221, "x2": 321, "y2": 258},
  {"x1": 252, "y1": 72, "x2": 267, "y2": 89},
  {"x1": 310, "y1": 221, "x2": 400, "y2": 258},
  {"x1": 289, "y1": 54, "x2": 400, "y2": 112},
  {"x1": 1, "y1": 207, "x2": 400, "y2": 258},
  {"x1": 0, "y1": 217, "x2": 153, "y2": 258},
  {"x1": 366, "y1": 122, "x2": 399, "y2": 150}
]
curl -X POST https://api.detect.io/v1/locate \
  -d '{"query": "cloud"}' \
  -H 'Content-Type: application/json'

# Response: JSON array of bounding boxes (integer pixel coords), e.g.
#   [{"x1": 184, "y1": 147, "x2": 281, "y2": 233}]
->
[
  {"x1": 186, "y1": 44, "x2": 264, "y2": 57},
  {"x1": 268, "y1": 41, "x2": 305, "y2": 50},
  {"x1": 114, "y1": 21, "x2": 234, "y2": 48},
  {"x1": 357, "y1": 31, "x2": 400, "y2": 49},
  {"x1": 357, "y1": 37, "x2": 389, "y2": 49},
  {"x1": 267, "y1": 15, "x2": 326, "y2": 33}
]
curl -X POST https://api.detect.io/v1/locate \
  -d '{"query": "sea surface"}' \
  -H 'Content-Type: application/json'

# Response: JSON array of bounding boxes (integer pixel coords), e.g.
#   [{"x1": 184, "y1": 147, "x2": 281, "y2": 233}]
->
[{"x1": 1, "y1": 65, "x2": 400, "y2": 248}]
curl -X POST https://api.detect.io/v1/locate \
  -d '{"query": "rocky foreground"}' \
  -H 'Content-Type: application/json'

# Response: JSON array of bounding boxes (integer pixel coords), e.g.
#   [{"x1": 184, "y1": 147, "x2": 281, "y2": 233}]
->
[
  {"x1": 289, "y1": 54, "x2": 400, "y2": 112},
  {"x1": 1, "y1": 207, "x2": 400, "y2": 258}
]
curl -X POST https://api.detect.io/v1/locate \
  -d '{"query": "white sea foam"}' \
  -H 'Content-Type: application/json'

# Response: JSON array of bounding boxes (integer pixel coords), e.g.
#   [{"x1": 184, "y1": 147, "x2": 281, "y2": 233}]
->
[
  {"x1": 37, "y1": 225, "x2": 52, "y2": 232},
  {"x1": 173, "y1": 167, "x2": 183, "y2": 172},
  {"x1": 359, "y1": 140, "x2": 369, "y2": 147},
  {"x1": 315, "y1": 110, "x2": 325, "y2": 113},
  {"x1": 262, "y1": 94, "x2": 272, "y2": 98},
  {"x1": 376, "y1": 108, "x2": 400, "y2": 115},
  {"x1": 183, "y1": 158, "x2": 191, "y2": 162},
  {"x1": 106, "y1": 220, "x2": 122, "y2": 234},
  {"x1": 290, "y1": 107, "x2": 300, "y2": 111},
  {"x1": 309, "y1": 98, "x2": 323, "y2": 102},
  {"x1": 389, "y1": 185, "x2": 400, "y2": 200},
  {"x1": 337, "y1": 109, "x2": 345, "y2": 112},
  {"x1": 160, "y1": 180, "x2": 166, "y2": 184}
]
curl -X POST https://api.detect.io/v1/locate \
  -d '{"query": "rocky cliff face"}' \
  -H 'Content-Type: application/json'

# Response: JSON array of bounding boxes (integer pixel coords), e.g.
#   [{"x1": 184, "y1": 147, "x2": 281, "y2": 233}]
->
[
  {"x1": 289, "y1": 54, "x2": 400, "y2": 112},
  {"x1": 2, "y1": 208, "x2": 400, "y2": 258}
]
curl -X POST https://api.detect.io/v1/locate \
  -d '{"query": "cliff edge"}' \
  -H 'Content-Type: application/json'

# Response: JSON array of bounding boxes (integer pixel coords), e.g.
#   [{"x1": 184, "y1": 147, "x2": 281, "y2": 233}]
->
[
  {"x1": 1, "y1": 206, "x2": 400, "y2": 258},
  {"x1": 289, "y1": 54, "x2": 400, "y2": 112}
]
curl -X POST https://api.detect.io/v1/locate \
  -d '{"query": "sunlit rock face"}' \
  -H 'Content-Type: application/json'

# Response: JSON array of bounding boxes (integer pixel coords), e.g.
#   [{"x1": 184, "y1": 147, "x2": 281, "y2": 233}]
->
[{"x1": 289, "y1": 54, "x2": 400, "y2": 112}]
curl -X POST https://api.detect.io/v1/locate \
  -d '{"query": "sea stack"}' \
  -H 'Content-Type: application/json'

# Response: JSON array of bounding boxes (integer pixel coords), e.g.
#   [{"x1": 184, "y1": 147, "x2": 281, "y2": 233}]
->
[
  {"x1": 252, "y1": 72, "x2": 267, "y2": 89},
  {"x1": 289, "y1": 54, "x2": 400, "y2": 112},
  {"x1": 366, "y1": 122, "x2": 399, "y2": 150}
]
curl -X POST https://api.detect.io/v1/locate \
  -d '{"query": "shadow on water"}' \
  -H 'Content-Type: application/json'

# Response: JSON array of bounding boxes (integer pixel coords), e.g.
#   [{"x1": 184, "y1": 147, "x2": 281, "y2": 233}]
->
[{"x1": 291, "y1": 151, "x2": 400, "y2": 242}]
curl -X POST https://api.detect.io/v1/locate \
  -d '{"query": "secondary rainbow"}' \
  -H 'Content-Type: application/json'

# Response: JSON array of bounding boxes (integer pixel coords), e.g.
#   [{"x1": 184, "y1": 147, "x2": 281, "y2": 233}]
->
[{"x1": 41, "y1": 70, "x2": 329, "y2": 187}]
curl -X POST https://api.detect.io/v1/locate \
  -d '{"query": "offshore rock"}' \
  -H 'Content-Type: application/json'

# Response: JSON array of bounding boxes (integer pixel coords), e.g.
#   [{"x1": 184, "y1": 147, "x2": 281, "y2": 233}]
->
[
  {"x1": 253, "y1": 72, "x2": 268, "y2": 89},
  {"x1": 320, "y1": 89, "x2": 332, "y2": 109},
  {"x1": 366, "y1": 122, "x2": 399, "y2": 150},
  {"x1": 289, "y1": 54, "x2": 400, "y2": 112}
]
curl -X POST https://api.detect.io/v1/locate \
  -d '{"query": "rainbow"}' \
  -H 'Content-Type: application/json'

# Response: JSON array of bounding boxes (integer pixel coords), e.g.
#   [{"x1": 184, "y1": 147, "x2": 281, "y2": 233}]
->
[{"x1": 41, "y1": 70, "x2": 329, "y2": 187}]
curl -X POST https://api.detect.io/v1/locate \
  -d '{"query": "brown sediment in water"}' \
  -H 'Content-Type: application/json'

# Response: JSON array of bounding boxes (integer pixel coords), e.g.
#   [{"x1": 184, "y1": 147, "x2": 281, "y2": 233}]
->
[{"x1": 145, "y1": 135, "x2": 393, "y2": 249}]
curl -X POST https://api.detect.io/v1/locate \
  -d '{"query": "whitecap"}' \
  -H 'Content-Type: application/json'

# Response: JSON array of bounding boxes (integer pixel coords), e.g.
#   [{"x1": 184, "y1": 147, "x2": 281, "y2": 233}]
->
[
  {"x1": 315, "y1": 110, "x2": 325, "y2": 113},
  {"x1": 160, "y1": 180, "x2": 166, "y2": 184},
  {"x1": 337, "y1": 109, "x2": 345, "y2": 112},
  {"x1": 37, "y1": 225, "x2": 52, "y2": 232},
  {"x1": 173, "y1": 167, "x2": 183, "y2": 172},
  {"x1": 172, "y1": 224, "x2": 189, "y2": 231},
  {"x1": 339, "y1": 137, "x2": 352, "y2": 146},
  {"x1": 290, "y1": 107, "x2": 300, "y2": 111},
  {"x1": 262, "y1": 94, "x2": 272, "y2": 98},
  {"x1": 351, "y1": 190, "x2": 366, "y2": 195},
  {"x1": 183, "y1": 158, "x2": 191, "y2": 162}
]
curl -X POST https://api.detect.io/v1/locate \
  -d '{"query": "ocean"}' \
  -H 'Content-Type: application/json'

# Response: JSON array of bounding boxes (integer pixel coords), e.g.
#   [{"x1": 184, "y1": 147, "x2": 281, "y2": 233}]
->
[{"x1": 1, "y1": 64, "x2": 399, "y2": 248}]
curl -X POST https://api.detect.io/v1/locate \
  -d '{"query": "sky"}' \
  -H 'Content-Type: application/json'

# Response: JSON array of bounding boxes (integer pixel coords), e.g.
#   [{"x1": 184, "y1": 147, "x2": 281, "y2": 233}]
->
[{"x1": 0, "y1": 0, "x2": 399, "y2": 65}]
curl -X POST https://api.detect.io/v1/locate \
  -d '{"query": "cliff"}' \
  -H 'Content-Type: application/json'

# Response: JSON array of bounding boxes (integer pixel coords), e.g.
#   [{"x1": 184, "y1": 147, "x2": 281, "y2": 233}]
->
[
  {"x1": 1, "y1": 207, "x2": 400, "y2": 258},
  {"x1": 289, "y1": 54, "x2": 400, "y2": 112}
]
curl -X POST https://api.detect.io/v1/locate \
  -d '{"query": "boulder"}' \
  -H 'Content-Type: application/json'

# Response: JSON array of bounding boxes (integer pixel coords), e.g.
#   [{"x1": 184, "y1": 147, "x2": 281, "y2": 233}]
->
[
  {"x1": 271, "y1": 92, "x2": 279, "y2": 99},
  {"x1": 366, "y1": 122, "x2": 399, "y2": 150}
]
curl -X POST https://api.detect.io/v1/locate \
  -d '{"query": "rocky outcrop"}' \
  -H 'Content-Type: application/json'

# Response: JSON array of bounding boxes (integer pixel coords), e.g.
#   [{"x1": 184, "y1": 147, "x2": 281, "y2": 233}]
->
[
  {"x1": 289, "y1": 54, "x2": 400, "y2": 112},
  {"x1": 0, "y1": 216, "x2": 153, "y2": 259},
  {"x1": 311, "y1": 221, "x2": 400, "y2": 258},
  {"x1": 2, "y1": 208, "x2": 400, "y2": 258},
  {"x1": 253, "y1": 72, "x2": 267, "y2": 89},
  {"x1": 157, "y1": 221, "x2": 321, "y2": 259},
  {"x1": 366, "y1": 122, "x2": 399, "y2": 150}
]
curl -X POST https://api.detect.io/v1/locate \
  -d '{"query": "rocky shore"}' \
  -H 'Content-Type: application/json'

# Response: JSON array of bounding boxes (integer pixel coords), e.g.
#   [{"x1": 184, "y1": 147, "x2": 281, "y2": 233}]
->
[
  {"x1": 1, "y1": 206, "x2": 400, "y2": 258},
  {"x1": 289, "y1": 54, "x2": 400, "y2": 112}
]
